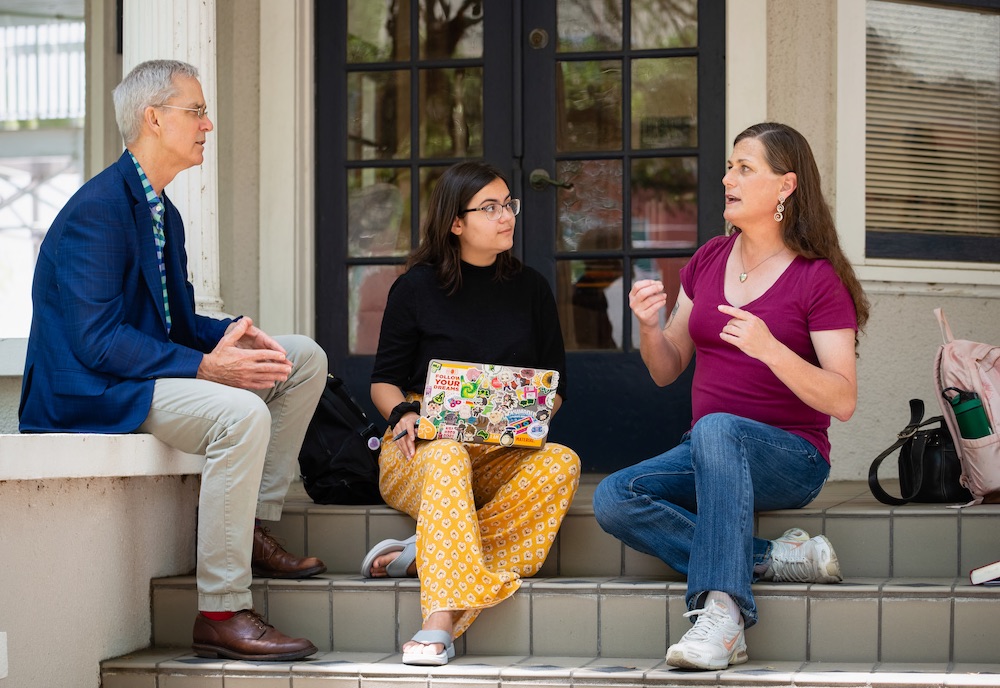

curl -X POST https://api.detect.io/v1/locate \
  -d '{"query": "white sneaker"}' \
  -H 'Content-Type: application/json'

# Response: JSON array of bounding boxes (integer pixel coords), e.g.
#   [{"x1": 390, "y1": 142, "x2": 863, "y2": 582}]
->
[
  {"x1": 775, "y1": 527, "x2": 811, "y2": 544},
  {"x1": 759, "y1": 528, "x2": 809, "y2": 580},
  {"x1": 768, "y1": 531, "x2": 842, "y2": 584},
  {"x1": 665, "y1": 599, "x2": 748, "y2": 670}
]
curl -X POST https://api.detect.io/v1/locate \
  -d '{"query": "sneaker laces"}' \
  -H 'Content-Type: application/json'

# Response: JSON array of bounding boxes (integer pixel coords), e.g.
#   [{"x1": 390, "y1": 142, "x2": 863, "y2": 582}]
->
[
  {"x1": 770, "y1": 540, "x2": 816, "y2": 582},
  {"x1": 681, "y1": 602, "x2": 734, "y2": 641}
]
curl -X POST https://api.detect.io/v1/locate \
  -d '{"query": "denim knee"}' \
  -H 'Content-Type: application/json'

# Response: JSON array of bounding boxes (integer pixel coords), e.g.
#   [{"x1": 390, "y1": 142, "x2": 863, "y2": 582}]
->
[
  {"x1": 690, "y1": 412, "x2": 742, "y2": 440},
  {"x1": 689, "y1": 413, "x2": 744, "y2": 461},
  {"x1": 593, "y1": 472, "x2": 629, "y2": 535}
]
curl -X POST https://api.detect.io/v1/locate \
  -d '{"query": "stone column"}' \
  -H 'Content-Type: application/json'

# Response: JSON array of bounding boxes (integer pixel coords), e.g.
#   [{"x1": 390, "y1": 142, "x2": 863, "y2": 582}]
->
[
  {"x1": 122, "y1": 0, "x2": 225, "y2": 315},
  {"x1": 259, "y1": 0, "x2": 314, "y2": 336}
]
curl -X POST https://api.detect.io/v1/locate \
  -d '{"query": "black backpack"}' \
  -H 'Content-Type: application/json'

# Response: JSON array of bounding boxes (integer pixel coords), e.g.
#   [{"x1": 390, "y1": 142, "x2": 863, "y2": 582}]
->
[{"x1": 297, "y1": 374, "x2": 385, "y2": 505}]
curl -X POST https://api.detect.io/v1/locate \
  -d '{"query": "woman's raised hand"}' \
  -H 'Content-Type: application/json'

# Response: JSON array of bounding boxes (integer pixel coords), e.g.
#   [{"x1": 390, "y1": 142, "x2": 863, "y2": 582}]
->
[{"x1": 629, "y1": 279, "x2": 668, "y2": 329}]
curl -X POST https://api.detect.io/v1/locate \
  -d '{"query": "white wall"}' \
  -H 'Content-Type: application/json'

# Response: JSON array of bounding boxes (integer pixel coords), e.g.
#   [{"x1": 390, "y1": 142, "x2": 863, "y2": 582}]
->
[
  {"x1": 0, "y1": 475, "x2": 198, "y2": 688},
  {"x1": 216, "y1": 0, "x2": 262, "y2": 321},
  {"x1": 756, "y1": 0, "x2": 1000, "y2": 480}
]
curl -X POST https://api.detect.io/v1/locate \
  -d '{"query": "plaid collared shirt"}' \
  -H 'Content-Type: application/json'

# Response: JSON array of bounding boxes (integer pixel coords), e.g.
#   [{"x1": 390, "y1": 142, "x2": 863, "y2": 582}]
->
[{"x1": 128, "y1": 151, "x2": 172, "y2": 334}]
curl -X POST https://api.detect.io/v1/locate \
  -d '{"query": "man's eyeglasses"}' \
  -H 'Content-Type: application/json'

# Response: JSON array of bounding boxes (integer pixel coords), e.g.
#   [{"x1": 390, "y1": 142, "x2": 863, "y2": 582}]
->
[
  {"x1": 458, "y1": 198, "x2": 521, "y2": 222},
  {"x1": 158, "y1": 104, "x2": 209, "y2": 119}
]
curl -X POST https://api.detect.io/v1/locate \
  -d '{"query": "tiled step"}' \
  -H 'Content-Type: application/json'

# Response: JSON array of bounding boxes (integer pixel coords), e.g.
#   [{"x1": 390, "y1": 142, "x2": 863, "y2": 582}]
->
[
  {"x1": 148, "y1": 573, "x2": 1000, "y2": 664},
  {"x1": 104, "y1": 481, "x2": 1000, "y2": 687},
  {"x1": 271, "y1": 480, "x2": 1000, "y2": 580},
  {"x1": 101, "y1": 649, "x2": 1000, "y2": 688}
]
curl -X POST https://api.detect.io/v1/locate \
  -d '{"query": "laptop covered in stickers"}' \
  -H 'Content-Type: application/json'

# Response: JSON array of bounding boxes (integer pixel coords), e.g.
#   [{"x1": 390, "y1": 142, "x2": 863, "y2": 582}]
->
[{"x1": 419, "y1": 359, "x2": 560, "y2": 448}]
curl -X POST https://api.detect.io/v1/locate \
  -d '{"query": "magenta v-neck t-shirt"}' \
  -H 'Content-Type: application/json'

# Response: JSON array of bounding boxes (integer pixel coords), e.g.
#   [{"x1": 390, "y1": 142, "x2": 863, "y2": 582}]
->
[{"x1": 680, "y1": 232, "x2": 858, "y2": 462}]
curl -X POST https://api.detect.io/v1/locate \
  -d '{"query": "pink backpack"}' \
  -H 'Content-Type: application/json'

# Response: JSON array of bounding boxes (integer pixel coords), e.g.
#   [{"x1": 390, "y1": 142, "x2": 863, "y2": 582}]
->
[{"x1": 933, "y1": 308, "x2": 1000, "y2": 506}]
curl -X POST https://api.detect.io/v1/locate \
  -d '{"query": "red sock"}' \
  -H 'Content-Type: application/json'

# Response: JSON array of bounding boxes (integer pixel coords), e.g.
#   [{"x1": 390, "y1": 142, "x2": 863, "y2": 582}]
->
[{"x1": 200, "y1": 611, "x2": 235, "y2": 621}]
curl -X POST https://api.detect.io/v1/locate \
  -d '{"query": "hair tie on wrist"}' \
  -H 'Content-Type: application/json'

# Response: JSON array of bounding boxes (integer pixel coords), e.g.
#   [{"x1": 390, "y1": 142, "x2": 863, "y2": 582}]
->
[{"x1": 387, "y1": 401, "x2": 421, "y2": 428}]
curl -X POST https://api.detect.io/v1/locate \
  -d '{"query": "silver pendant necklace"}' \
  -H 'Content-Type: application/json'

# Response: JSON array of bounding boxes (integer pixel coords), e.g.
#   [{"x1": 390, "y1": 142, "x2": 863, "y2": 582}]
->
[{"x1": 739, "y1": 238, "x2": 785, "y2": 283}]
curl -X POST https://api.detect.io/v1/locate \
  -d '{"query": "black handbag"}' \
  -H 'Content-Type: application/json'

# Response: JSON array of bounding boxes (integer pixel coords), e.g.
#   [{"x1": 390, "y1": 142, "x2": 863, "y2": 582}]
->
[{"x1": 868, "y1": 399, "x2": 971, "y2": 505}]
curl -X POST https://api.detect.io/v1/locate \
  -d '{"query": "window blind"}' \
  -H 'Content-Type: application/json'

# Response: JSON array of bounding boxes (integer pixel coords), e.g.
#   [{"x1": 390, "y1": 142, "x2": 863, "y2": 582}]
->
[{"x1": 866, "y1": 1, "x2": 1000, "y2": 240}]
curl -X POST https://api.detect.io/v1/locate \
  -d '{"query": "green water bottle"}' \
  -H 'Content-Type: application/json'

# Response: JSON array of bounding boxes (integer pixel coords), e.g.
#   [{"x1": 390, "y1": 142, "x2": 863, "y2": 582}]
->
[{"x1": 943, "y1": 387, "x2": 993, "y2": 439}]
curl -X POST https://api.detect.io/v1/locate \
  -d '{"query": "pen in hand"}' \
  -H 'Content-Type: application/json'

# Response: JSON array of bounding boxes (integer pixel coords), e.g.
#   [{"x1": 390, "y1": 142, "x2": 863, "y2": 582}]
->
[{"x1": 392, "y1": 418, "x2": 420, "y2": 442}]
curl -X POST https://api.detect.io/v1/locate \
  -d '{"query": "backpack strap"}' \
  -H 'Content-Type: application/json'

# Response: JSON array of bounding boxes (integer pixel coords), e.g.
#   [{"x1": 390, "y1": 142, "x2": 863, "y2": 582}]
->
[
  {"x1": 934, "y1": 307, "x2": 955, "y2": 344},
  {"x1": 324, "y1": 375, "x2": 380, "y2": 438},
  {"x1": 868, "y1": 399, "x2": 940, "y2": 506},
  {"x1": 932, "y1": 314, "x2": 968, "y2": 465}
]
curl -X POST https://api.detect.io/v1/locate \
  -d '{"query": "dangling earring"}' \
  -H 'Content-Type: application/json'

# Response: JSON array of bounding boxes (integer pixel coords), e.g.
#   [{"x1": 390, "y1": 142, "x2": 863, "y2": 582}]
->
[{"x1": 774, "y1": 196, "x2": 785, "y2": 223}]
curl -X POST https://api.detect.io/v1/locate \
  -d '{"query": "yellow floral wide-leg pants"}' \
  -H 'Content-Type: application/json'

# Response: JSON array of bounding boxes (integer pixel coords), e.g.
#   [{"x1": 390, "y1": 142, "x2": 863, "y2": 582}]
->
[{"x1": 378, "y1": 434, "x2": 580, "y2": 638}]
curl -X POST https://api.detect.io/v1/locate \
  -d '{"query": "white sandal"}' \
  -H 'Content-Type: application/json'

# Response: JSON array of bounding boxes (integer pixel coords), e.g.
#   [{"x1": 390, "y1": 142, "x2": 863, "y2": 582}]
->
[{"x1": 401, "y1": 629, "x2": 455, "y2": 666}]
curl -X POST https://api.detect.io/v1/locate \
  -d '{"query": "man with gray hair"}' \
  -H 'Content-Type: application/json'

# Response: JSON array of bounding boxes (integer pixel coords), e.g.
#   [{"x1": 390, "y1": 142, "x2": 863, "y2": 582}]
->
[{"x1": 20, "y1": 59, "x2": 326, "y2": 661}]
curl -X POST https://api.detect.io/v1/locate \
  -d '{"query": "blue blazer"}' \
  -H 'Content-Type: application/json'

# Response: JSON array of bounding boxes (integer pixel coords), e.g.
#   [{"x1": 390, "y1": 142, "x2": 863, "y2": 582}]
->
[{"x1": 19, "y1": 152, "x2": 233, "y2": 433}]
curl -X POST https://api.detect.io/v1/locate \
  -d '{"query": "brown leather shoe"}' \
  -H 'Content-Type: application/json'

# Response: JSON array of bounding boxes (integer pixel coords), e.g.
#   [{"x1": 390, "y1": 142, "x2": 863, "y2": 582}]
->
[
  {"x1": 192, "y1": 610, "x2": 318, "y2": 660},
  {"x1": 252, "y1": 525, "x2": 326, "y2": 578}
]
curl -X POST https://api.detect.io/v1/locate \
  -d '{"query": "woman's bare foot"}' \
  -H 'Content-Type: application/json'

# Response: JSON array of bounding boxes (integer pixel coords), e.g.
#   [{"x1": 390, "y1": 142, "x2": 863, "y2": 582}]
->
[
  {"x1": 402, "y1": 610, "x2": 458, "y2": 658},
  {"x1": 369, "y1": 549, "x2": 417, "y2": 577}
]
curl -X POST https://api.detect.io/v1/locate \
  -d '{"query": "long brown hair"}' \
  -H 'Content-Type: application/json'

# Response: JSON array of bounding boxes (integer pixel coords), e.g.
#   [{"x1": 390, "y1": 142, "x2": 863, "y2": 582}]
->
[
  {"x1": 733, "y1": 122, "x2": 870, "y2": 331},
  {"x1": 407, "y1": 160, "x2": 521, "y2": 294}
]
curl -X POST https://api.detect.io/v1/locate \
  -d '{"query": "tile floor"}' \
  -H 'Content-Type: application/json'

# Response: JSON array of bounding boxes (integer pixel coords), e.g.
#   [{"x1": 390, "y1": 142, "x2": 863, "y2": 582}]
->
[
  {"x1": 107, "y1": 480, "x2": 1000, "y2": 687},
  {"x1": 275, "y1": 480, "x2": 1000, "y2": 580},
  {"x1": 101, "y1": 650, "x2": 1000, "y2": 688}
]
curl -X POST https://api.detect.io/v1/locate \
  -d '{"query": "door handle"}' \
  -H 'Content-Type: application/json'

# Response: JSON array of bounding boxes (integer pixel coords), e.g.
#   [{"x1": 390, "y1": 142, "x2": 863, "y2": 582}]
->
[{"x1": 529, "y1": 169, "x2": 574, "y2": 191}]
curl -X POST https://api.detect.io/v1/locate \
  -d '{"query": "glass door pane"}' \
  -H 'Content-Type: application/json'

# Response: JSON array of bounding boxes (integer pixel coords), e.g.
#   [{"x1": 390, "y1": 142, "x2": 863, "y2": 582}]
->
[
  {"x1": 519, "y1": 0, "x2": 724, "y2": 471},
  {"x1": 544, "y1": 1, "x2": 708, "y2": 352},
  {"x1": 557, "y1": 0, "x2": 623, "y2": 51},
  {"x1": 632, "y1": 57, "x2": 697, "y2": 149},
  {"x1": 630, "y1": 157, "x2": 698, "y2": 251},
  {"x1": 631, "y1": 0, "x2": 697, "y2": 49},
  {"x1": 557, "y1": 60, "x2": 623, "y2": 152},
  {"x1": 341, "y1": 0, "x2": 487, "y2": 355}
]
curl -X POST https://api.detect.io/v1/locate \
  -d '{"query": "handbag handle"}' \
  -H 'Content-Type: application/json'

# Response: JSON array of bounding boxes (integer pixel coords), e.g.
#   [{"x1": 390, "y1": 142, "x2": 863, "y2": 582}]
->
[{"x1": 868, "y1": 399, "x2": 944, "y2": 506}]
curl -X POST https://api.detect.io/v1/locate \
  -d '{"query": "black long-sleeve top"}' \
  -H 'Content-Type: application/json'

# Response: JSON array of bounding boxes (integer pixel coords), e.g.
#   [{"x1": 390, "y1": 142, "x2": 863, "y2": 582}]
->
[{"x1": 371, "y1": 261, "x2": 568, "y2": 400}]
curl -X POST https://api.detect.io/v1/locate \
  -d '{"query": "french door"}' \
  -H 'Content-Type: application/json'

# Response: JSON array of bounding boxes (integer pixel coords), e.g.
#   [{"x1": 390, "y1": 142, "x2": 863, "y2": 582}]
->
[{"x1": 315, "y1": 1, "x2": 725, "y2": 472}]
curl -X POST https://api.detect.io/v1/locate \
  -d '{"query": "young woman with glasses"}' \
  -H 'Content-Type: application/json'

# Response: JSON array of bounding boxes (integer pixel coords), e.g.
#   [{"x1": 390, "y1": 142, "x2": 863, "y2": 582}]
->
[{"x1": 363, "y1": 160, "x2": 580, "y2": 666}]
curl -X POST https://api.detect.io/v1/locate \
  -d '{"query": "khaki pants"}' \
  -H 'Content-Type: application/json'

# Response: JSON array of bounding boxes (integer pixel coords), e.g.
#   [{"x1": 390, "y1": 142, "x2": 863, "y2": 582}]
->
[{"x1": 138, "y1": 335, "x2": 326, "y2": 611}]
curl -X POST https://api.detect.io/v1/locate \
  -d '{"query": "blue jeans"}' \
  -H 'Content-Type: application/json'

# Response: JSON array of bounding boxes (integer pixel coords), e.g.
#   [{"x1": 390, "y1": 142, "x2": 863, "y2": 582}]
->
[{"x1": 593, "y1": 412, "x2": 829, "y2": 627}]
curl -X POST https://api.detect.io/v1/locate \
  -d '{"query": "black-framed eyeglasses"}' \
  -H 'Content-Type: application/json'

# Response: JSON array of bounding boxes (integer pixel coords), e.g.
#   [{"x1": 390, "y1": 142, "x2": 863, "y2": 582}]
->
[
  {"x1": 157, "y1": 104, "x2": 209, "y2": 119},
  {"x1": 458, "y1": 198, "x2": 521, "y2": 222}
]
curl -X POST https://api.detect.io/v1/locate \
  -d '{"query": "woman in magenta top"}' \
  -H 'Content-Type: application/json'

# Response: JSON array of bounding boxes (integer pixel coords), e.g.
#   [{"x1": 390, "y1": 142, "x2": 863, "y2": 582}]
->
[{"x1": 593, "y1": 122, "x2": 870, "y2": 671}]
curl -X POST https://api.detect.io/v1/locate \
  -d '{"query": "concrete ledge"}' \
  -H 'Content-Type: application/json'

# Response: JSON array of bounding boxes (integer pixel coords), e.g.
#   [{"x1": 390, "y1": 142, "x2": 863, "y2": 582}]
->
[
  {"x1": 0, "y1": 338, "x2": 26, "y2": 377},
  {"x1": 0, "y1": 339, "x2": 27, "y2": 434},
  {"x1": 1, "y1": 457, "x2": 200, "y2": 688},
  {"x1": 0, "y1": 433, "x2": 204, "y2": 480}
]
